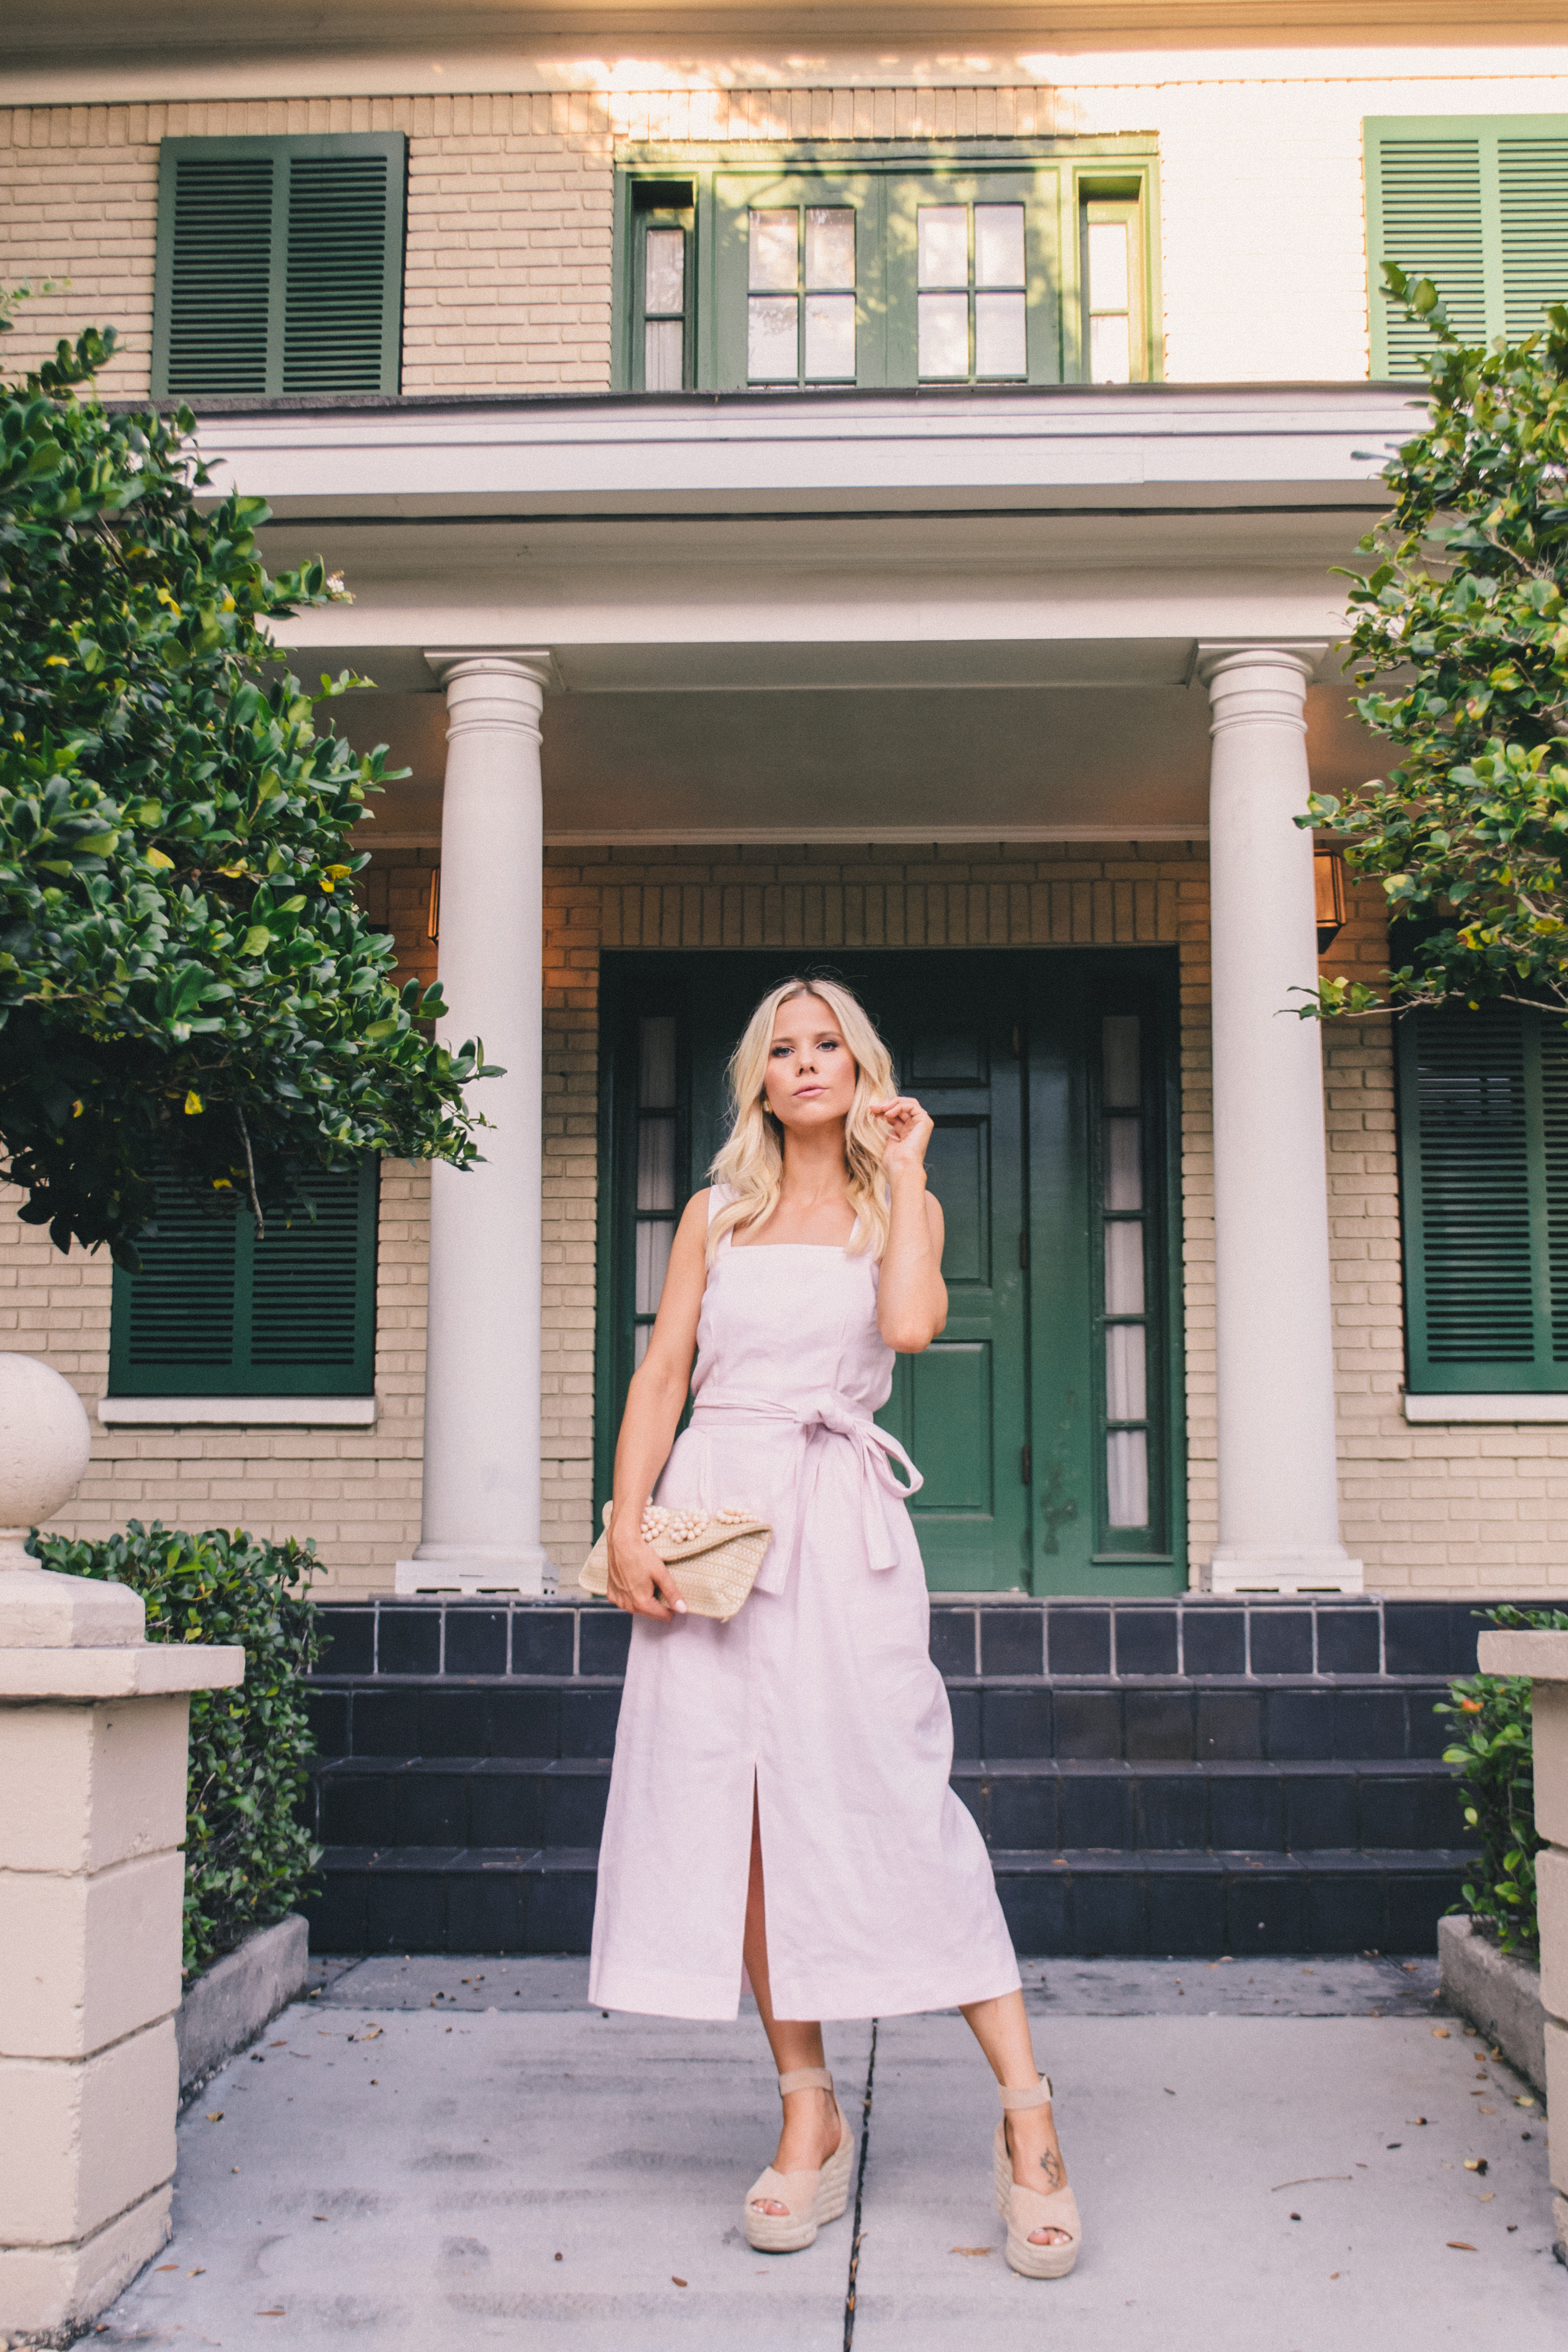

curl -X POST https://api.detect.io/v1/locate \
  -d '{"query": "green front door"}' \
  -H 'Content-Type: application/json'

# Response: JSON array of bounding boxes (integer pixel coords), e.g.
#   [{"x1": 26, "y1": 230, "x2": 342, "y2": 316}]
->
[{"x1": 595, "y1": 948, "x2": 1183, "y2": 1593}]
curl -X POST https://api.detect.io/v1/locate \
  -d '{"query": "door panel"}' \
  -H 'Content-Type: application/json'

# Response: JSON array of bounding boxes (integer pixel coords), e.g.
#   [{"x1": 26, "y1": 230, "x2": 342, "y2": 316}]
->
[{"x1": 595, "y1": 946, "x2": 1183, "y2": 1593}]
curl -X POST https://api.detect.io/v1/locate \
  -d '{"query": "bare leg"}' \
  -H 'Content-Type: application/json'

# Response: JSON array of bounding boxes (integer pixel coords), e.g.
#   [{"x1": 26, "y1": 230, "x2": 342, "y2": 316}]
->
[
  {"x1": 960, "y1": 1990, "x2": 1072, "y2": 2246},
  {"x1": 743, "y1": 1788, "x2": 842, "y2": 2214}
]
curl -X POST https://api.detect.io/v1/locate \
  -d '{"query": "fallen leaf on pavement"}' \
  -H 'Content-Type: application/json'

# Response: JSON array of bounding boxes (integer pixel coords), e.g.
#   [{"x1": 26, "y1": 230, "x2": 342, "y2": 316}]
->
[
  {"x1": 1480, "y1": 2107, "x2": 1496, "y2": 2115},
  {"x1": 155, "y1": 2264, "x2": 177, "y2": 2271},
  {"x1": 1446, "y1": 2243, "x2": 1476, "y2": 2253},
  {"x1": 356, "y1": 2027, "x2": 382, "y2": 2041},
  {"x1": 672, "y1": 2277, "x2": 687, "y2": 2288},
  {"x1": 188, "y1": 2269, "x2": 204, "y2": 2276},
  {"x1": 951, "y1": 2247, "x2": 993, "y2": 2257},
  {"x1": 1406, "y1": 2117, "x2": 1427, "y2": 2126},
  {"x1": 1479, "y1": 2193, "x2": 1495, "y2": 2203},
  {"x1": 1272, "y1": 2177, "x2": 1351, "y2": 2192},
  {"x1": 1464, "y1": 2159, "x2": 1488, "y2": 2175},
  {"x1": 1432, "y1": 2028, "x2": 1450, "y2": 2039},
  {"x1": 205, "y1": 2112, "x2": 223, "y2": 2123},
  {"x1": 1515, "y1": 2095, "x2": 1536, "y2": 2108}
]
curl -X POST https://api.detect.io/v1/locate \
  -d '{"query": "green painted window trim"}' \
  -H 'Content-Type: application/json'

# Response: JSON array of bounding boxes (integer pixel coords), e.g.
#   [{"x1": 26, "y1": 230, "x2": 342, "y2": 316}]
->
[
  {"x1": 612, "y1": 141, "x2": 1160, "y2": 392},
  {"x1": 1397, "y1": 1003, "x2": 1568, "y2": 1393},
  {"x1": 108, "y1": 1158, "x2": 380, "y2": 1397},
  {"x1": 1364, "y1": 113, "x2": 1568, "y2": 376},
  {"x1": 152, "y1": 133, "x2": 407, "y2": 399}
]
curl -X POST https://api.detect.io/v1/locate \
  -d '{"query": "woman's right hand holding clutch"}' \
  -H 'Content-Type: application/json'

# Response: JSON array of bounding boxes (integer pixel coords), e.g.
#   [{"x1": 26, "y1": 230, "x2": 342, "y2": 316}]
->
[{"x1": 606, "y1": 1503, "x2": 688, "y2": 1622}]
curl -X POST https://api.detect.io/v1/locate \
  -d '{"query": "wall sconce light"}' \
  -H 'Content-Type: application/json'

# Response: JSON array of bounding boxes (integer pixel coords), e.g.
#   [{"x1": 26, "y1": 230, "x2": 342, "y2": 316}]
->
[
  {"x1": 1314, "y1": 849, "x2": 1346, "y2": 951},
  {"x1": 427, "y1": 867, "x2": 440, "y2": 946}
]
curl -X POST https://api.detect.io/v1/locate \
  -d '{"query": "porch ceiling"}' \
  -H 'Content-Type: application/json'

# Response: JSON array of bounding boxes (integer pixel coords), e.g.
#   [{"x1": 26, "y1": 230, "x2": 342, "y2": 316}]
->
[
  {"x1": 336, "y1": 673, "x2": 1389, "y2": 845},
  {"x1": 234, "y1": 386, "x2": 1397, "y2": 842}
]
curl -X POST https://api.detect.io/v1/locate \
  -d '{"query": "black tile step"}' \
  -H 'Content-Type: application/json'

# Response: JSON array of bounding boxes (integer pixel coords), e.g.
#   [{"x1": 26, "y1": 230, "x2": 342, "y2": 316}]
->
[
  {"x1": 307, "y1": 1754, "x2": 1472, "y2": 1860},
  {"x1": 305, "y1": 1673, "x2": 1458, "y2": 1767},
  {"x1": 305, "y1": 1845, "x2": 1471, "y2": 1959}
]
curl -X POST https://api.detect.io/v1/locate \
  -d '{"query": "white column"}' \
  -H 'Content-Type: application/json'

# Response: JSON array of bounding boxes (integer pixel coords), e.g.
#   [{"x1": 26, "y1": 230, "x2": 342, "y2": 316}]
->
[
  {"x1": 397, "y1": 653, "x2": 554, "y2": 1596},
  {"x1": 1199, "y1": 644, "x2": 1362, "y2": 1595}
]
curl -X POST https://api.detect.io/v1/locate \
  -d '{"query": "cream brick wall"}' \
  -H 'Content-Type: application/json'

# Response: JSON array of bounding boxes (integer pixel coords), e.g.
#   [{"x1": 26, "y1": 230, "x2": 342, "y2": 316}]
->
[
  {"x1": 4, "y1": 61, "x2": 1566, "y2": 393},
  {"x1": 8, "y1": 837, "x2": 1568, "y2": 1598}
]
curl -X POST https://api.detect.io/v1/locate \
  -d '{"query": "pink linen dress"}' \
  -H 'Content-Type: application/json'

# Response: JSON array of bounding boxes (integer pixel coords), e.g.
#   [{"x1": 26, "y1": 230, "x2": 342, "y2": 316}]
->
[{"x1": 588, "y1": 1183, "x2": 1022, "y2": 2023}]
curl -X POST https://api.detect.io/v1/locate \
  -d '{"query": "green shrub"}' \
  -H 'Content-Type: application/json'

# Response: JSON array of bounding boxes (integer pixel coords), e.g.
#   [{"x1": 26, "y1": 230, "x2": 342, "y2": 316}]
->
[
  {"x1": 1436, "y1": 1603, "x2": 1568, "y2": 1957},
  {"x1": 27, "y1": 1520, "x2": 322, "y2": 1975}
]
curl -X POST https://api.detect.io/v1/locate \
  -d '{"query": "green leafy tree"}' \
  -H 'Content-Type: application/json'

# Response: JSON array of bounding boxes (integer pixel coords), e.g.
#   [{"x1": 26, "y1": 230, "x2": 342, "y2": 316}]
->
[
  {"x1": 1301, "y1": 268, "x2": 1568, "y2": 1018},
  {"x1": 0, "y1": 305, "x2": 493, "y2": 1264},
  {"x1": 1436, "y1": 1603, "x2": 1568, "y2": 1956}
]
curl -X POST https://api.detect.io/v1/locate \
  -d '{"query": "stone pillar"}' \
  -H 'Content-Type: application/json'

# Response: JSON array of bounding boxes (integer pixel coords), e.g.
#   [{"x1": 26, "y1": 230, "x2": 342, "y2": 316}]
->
[
  {"x1": 1475, "y1": 1626, "x2": 1568, "y2": 2263},
  {"x1": 1199, "y1": 644, "x2": 1362, "y2": 1595},
  {"x1": 396, "y1": 652, "x2": 554, "y2": 1596},
  {"x1": 0, "y1": 1353, "x2": 243, "y2": 2343}
]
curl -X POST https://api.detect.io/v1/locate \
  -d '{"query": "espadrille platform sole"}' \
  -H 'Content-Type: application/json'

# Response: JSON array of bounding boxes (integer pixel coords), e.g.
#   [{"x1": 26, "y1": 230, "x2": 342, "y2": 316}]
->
[
  {"x1": 744, "y1": 2066, "x2": 855, "y2": 2253},
  {"x1": 993, "y1": 2079, "x2": 1082, "y2": 2279}
]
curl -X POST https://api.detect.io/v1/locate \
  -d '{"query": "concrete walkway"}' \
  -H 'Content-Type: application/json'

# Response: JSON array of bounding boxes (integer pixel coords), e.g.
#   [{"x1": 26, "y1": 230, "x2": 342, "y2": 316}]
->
[{"x1": 88, "y1": 1956, "x2": 1563, "y2": 2351}]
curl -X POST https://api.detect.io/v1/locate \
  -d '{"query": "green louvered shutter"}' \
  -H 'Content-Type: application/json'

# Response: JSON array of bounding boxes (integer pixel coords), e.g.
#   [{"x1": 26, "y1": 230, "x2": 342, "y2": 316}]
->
[
  {"x1": 153, "y1": 135, "x2": 404, "y2": 398},
  {"x1": 108, "y1": 1160, "x2": 378, "y2": 1397},
  {"x1": 1366, "y1": 116, "x2": 1568, "y2": 375},
  {"x1": 1397, "y1": 1004, "x2": 1568, "y2": 1392}
]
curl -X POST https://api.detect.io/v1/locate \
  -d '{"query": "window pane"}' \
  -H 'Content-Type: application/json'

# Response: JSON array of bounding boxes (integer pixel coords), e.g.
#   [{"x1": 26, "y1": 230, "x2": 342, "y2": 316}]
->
[
  {"x1": 1090, "y1": 312, "x2": 1132, "y2": 385},
  {"x1": 639, "y1": 1016, "x2": 677, "y2": 1108},
  {"x1": 1103, "y1": 1116, "x2": 1143, "y2": 1212},
  {"x1": 918, "y1": 290, "x2": 969, "y2": 378},
  {"x1": 633, "y1": 1322, "x2": 651, "y2": 1368},
  {"x1": 805, "y1": 206, "x2": 855, "y2": 290},
  {"x1": 749, "y1": 208, "x2": 798, "y2": 291},
  {"x1": 1105, "y1": 1221, "x2": 1146, "y2": 1315},
  {"x1": 644, "y1": 317, "x2": 684, "y2": 391},
  {"x1": 1102, "y1": 1015, "x2": 1141, "y2": 1108},
  {"x1": 1106, "y1": 1429, "x2": 1149, "y2": 1527},
  {"x1": 917, "y1": 205, "x2": 968, "y2": 288},
  {"x1": 636, "y1": 1219, "x2": 674, "y2": 1316},
  {"x1": 1106, "y1": 1323, "x2": 1147, "y2": 1421},
  {"x1": 804, "y1": 291, "x2": 856, "y2": 380},
  {"x1": 749, "y1": 294, "x2": 798, "y2": 381},
  {"x1": 637, "y1": 1116, "x2": 676, "y2": 1212},
  {"x1": 645, "y1": 227, "x2": 685, "y2": 316},
  {"x1": 975, "y1": 203, "x2": 1025, "y2": 288},
  {"x1": 974, "y1": 290, "x2": 1026, "y2": 377},
  {"x1": 1088, "y1": 219, "x2": 1130, "y2": 311}
]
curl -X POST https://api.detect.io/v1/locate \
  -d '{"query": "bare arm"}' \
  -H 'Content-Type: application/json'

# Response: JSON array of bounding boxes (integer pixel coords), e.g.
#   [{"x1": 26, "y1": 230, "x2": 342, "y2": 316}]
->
[
  {"x1": 604, "y1": 1188, "x2": 711, "y2": 1622},
  {"x1": 872, "y1": 1098, "x2": 948, "y2": 1351}
]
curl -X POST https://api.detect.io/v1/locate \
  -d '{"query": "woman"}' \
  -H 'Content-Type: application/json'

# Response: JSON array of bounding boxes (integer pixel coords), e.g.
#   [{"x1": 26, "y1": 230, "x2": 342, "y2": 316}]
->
[{"x1": 587, "y1": 975, "x2": 1080, "y2": 2278}]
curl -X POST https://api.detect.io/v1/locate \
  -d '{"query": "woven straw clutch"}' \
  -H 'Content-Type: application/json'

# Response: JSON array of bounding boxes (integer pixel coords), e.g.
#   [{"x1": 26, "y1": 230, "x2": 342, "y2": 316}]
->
[{"x1": 580, "y1": 1499, "x2": 773, "y2": 1622}]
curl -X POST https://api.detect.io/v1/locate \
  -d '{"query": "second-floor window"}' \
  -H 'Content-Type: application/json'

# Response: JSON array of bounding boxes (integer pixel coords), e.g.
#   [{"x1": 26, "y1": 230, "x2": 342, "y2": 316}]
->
[{"x1": 620, "y1": 147, "x2": 1157, "y2": 393}]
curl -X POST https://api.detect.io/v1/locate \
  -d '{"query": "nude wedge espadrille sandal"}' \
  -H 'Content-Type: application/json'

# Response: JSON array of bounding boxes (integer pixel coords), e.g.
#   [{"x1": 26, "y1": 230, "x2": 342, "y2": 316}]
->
[
  {"x1": 743, "y1": 2066, "x2": 855, "y2": 2254},
  {"x1": 993, "y1": 2077, "x2": 1082, "y2": 2279}
]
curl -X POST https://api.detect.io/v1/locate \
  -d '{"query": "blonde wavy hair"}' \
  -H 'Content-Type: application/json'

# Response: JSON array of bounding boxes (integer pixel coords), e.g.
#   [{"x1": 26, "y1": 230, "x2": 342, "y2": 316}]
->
[{"x1": 708, "y1": 976, "x2": 896, "y2": 1261}]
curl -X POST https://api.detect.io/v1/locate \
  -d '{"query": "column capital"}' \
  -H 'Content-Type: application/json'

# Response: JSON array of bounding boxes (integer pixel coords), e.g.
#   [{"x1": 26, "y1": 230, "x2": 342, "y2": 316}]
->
[
  {"x1": 1197, "y1": 642, "x2": 1328, "y2": 738},
  {"x1": 424, "y1": 648, "x2": 559, "y2": 695}
]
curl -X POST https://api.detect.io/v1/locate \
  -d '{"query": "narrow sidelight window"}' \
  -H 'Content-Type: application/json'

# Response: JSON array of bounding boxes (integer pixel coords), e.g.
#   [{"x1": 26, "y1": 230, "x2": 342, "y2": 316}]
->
[
  {"x1": 633, "y1": 1017, "x2": 680, "y2": 1364},
  {"x1": 1081, "y1": 192, "x2": 1146, "y2": 384},
  {"x1": 633, "y1": 179, "x2": 696, "y2": 391},
  {"x1": 1100, "y1": 1014, "x2": 1152, "y2": 1527}
]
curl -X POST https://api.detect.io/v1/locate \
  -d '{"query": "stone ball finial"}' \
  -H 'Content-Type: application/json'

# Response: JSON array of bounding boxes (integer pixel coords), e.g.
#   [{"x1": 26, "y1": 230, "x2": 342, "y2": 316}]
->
[{"x1": 0, "y1": 1351, "x2": 94, "y2": 1536}]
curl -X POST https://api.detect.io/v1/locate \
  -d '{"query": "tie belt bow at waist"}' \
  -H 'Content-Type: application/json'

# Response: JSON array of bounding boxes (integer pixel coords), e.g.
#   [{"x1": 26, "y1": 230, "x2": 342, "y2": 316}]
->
[{"x1": 688, "y1": 1392, "x2": 923, "y2": 1593}]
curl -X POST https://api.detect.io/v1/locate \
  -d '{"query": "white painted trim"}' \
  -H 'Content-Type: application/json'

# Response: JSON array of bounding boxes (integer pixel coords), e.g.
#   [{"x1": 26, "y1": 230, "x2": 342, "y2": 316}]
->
[
  {"x1": 98, "y1": 1395, "x2": 377, "y2": 1427},
  {"x1": 1403, "y1": 1393, "x2": 1568, "y2": 1425}
]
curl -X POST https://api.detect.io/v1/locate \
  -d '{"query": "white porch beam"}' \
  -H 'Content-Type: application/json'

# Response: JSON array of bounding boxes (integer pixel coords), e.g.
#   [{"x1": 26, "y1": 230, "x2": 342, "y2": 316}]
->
[
  {"x1": 1199, "y1": 642, "x2": 1362, "y2": 1597},
  {"x1": 396, "y1": 651, "x2": 555, "y2": 1597}
]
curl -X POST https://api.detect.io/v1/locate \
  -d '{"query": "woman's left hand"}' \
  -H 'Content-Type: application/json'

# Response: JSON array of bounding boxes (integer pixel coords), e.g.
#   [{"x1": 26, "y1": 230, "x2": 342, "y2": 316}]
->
[{"x1": 872, "y1": 1094, "x2": 934, "y2": 1178}]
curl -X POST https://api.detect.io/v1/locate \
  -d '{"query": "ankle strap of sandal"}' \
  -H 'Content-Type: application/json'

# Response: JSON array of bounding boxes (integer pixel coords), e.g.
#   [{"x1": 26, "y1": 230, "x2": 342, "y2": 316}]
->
[
  {"x1": 998, "y1": 2076, "x2": 1053, "y2": 2111},
  {"x1": 777, "y1": 2066, "x2": 834, "y2": 2096}
]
